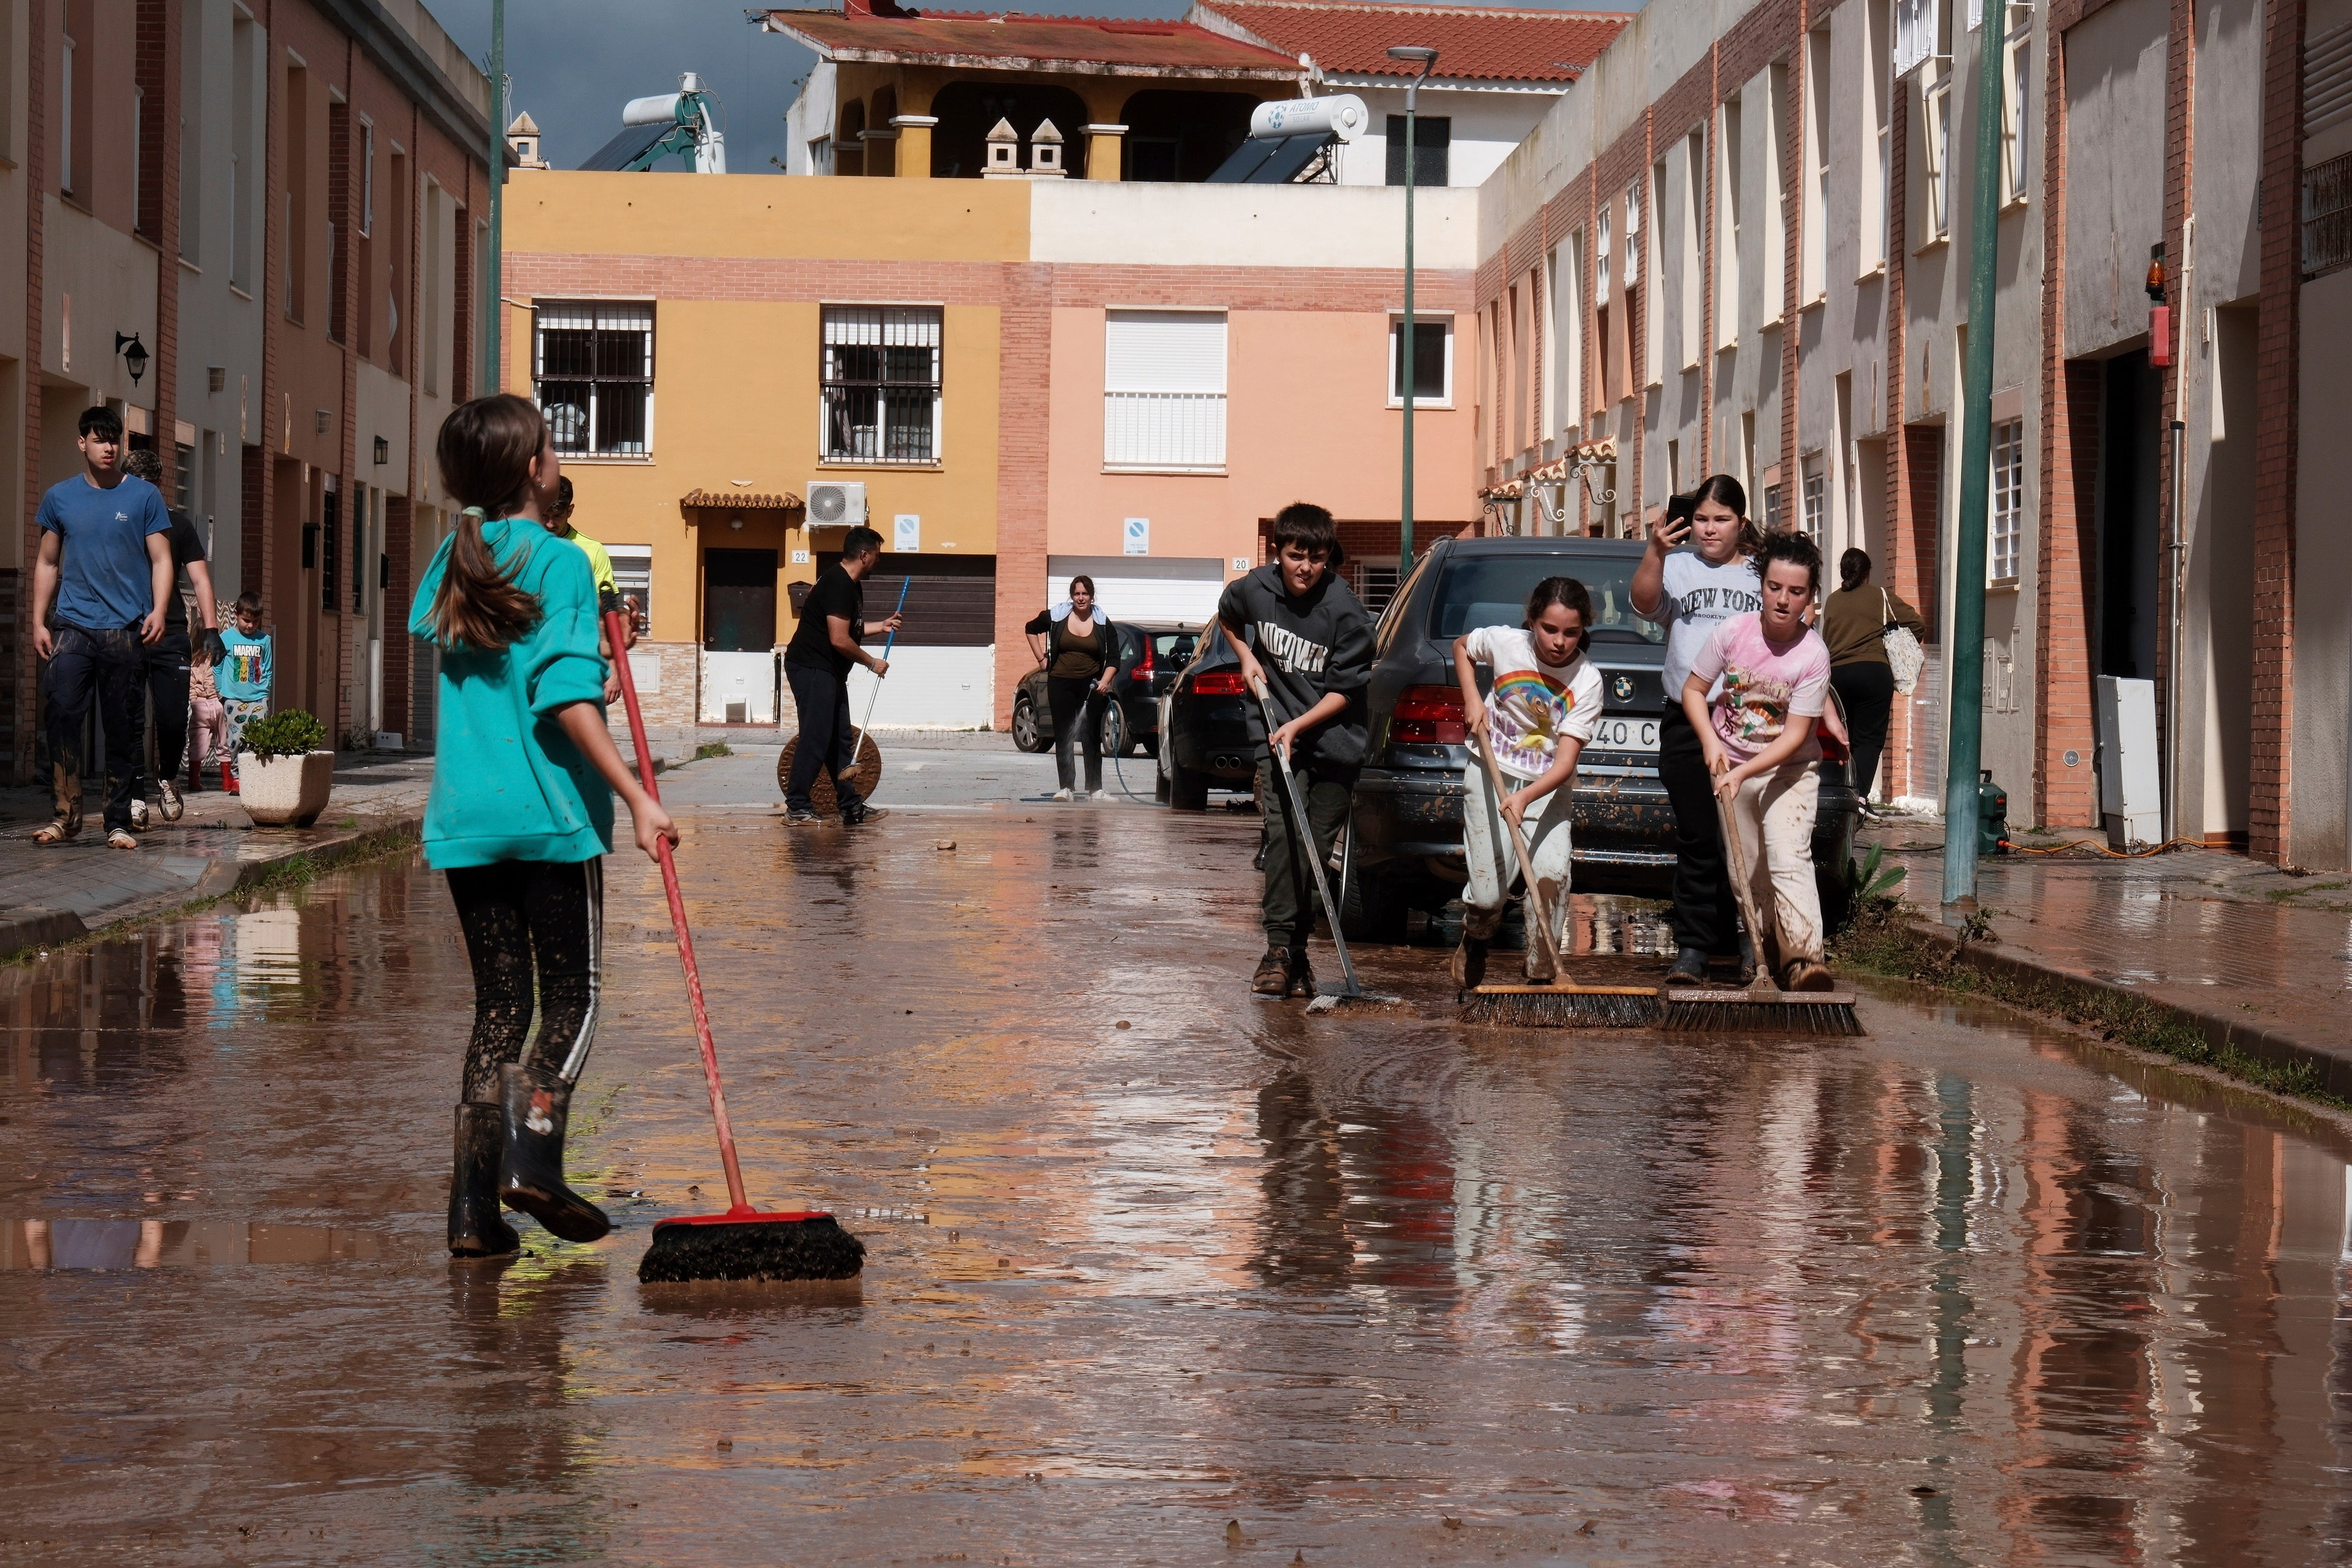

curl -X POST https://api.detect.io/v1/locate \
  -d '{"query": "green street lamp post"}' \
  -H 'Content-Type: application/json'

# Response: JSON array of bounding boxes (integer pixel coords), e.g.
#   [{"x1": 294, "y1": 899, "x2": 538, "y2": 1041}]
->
[
  {"x1": 481, "y1": 0, "x2": 507, "y2": 394},
  {"x1": 1940, "y1": 4, "x2": 2007, "y2": 908},
  {"x1": 1387, "y1": 44, "x2": 1439, "y2": 575}
]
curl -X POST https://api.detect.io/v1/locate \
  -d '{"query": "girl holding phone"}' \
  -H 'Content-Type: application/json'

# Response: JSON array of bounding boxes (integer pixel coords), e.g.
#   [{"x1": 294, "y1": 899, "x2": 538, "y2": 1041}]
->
[{"x1": 1631, "y1": 475, "x2": 1763, "y2": 985}]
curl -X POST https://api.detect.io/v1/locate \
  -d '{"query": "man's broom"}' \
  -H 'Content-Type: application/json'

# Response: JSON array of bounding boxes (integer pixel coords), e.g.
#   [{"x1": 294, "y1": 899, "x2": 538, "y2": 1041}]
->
[{"x1": 603, "y1": 606, "x2": 866, "y2": 1283}]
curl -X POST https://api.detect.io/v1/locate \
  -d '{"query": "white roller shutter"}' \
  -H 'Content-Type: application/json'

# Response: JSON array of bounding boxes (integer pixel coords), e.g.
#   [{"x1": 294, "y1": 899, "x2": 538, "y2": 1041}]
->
[{"x1": 1104, "y1": 310, "x2": 1227, "y2": 471}]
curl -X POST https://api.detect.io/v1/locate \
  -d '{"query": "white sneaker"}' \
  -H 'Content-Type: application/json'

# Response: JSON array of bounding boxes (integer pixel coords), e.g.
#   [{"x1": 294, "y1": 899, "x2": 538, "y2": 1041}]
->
[
  {"x1": 129, "y1": 798, "x2": 150, "y2": 831},
  {"x1": 1052, "y1": 788, "x2": 1073, "y2": 802}
]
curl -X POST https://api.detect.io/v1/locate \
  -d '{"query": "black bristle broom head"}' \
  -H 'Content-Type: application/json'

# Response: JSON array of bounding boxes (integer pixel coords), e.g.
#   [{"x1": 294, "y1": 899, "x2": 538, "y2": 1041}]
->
[
  {"x1": 1460, "y1": 984, "x2": 1665, "y2": 1028},
  {"x1": 1657, "y1": 989, "x2": 1864, "y2": 1036},
  {"x1": 638, "y1": 1210, "x2": 866, "y2": 1284}
]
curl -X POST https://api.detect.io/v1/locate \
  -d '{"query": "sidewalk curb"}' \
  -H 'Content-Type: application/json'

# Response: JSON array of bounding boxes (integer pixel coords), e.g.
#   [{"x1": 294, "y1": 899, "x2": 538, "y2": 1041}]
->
[
  {"x1": 1, "y1": 810, "x2": 424, "y2": 962},
  {"x1": 1901, "y1": 914, "x2": 2352, "y2": 1101}
]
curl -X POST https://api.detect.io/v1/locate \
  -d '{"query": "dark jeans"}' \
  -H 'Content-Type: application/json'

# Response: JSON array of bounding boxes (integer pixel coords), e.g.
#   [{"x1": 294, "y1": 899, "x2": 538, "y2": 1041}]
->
[
  {"x1": 1659, "y1": 703, "x2": 1741, "y2": 956},
  {"x1": 446, "y1": 858, "x2": 604, "y2": 1103},
  {"x1": 1831, "y1": 661, "x2": 1897, "y2": 803},
  {"x1": 137, "y1": 630, "x2": 194, "y2": 794},
  {"x1": 1047, "y1": 676, "x2": 1105, "y2": 792},
  {"x1": 44, "y1": 623, "x2": 146, "y2": 834},
  {"x1": 1256, "y1": 754, "x2": 1355, "y2": 952},
  {"x1": 784, "y1": 659, "x2": 861, "y2": 813}
]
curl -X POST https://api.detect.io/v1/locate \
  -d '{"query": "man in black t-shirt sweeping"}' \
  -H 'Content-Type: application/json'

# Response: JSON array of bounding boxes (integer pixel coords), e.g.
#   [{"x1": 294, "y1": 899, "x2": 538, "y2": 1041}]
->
[
  {"x1": 1216, "y1": 502, "x2": 1374, "y2": 999},
  {"x1": 121, "y1": 449, "x2": 222, "y2": 825},
  {"x1": 783, "y1": 525, "x2": 902, "y2": 825}
]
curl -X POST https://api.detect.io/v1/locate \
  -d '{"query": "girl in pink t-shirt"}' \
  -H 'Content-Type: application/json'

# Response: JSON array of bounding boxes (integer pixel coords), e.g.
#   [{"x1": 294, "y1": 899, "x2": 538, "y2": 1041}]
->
[{"x1": 1679, "y1": 532, "x2": 1839, "y2": 990}]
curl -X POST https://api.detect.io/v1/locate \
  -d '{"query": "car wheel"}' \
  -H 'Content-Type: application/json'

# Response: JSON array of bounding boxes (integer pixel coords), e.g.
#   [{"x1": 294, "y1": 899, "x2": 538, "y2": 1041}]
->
[
  {"x1": 1100, "y1": 704, "x2": 1132, "y2": 758},
  {"x1": 1011, "y1": 692, "x2": 1046, "y2": 753},
  {"x1": 1338, "y1": 819, "x2": 1408, "y2": 943},
  {"x1": 1167, "y1": 756, "x2": 1210, "y2": 811}
]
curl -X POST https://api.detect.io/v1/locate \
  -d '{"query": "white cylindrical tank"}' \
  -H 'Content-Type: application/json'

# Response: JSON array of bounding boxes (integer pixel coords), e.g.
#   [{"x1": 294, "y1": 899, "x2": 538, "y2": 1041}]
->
[
  {"x1": 623, "y1": 93, "x2": 683, "y2": 127},
  {"x1": 1248, "y1": 93, "x2": 1368, "y2": 143}
]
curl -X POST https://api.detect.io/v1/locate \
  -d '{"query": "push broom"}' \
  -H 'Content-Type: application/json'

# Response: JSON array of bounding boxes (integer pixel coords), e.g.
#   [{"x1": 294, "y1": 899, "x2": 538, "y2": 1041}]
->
[
  {"x1": 1657, "y1": 780, "x2": 1862, "y2": 1036},
  {"x1": 1458, "y1": 731, "x2": 1661, "y2": 1028},
  {"x1": 601, "y1": 605, "x2": 867, "y2": 1283}
]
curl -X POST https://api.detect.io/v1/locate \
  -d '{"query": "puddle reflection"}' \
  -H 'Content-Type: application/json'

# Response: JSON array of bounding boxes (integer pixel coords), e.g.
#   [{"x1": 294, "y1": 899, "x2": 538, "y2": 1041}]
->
[{"x1": 4, "y1": 1218, "x2": 379, "y2": 1268}]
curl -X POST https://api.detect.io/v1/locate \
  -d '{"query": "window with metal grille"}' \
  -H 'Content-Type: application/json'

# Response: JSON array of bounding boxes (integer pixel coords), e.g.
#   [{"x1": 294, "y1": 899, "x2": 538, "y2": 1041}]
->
[
  {"x1": 2305, "y1": 149, "x2": 2352, "y2": 279},
  {"x1": 821, "y1": 305, "x2": 941, "y2": 465},
  {"x1": 1991, "y1": 417, "x2": 2025, "y2": 582},
  {"x1": 534, "y1": 302, "x2": 654, "y2": 458},
  {"x1": 1802, "y1": 454, "x2": 1826, "y2": 536},
  {"x1": 1103, "y1": 310, "x2": 1226, "y2": 472}
]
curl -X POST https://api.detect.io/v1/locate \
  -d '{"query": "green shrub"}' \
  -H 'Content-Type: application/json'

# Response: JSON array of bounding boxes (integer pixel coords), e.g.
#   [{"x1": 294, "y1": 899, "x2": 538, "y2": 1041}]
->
[
  {"x1": 693, "y1": 741, "x2": 734, "y2": 761},
  {"x1": 239, "y1": 709, "x2": 329, "y2": 763}
]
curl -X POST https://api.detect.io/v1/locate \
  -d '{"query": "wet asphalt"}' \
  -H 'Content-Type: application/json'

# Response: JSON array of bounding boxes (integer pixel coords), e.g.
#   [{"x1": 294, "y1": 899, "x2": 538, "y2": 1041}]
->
[{"x1": 3, "y1": 748, "x2": 2350, "y2": 1565}]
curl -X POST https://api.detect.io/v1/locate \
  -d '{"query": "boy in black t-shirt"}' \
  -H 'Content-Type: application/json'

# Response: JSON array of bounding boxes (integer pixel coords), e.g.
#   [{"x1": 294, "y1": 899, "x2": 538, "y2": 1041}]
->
[
  {"x1": 783, "y1": 526, "x2": 901, "y2": 824},
  {"x1": 1215, "y1": 502, "x2": 1374, "y2": 998},
  {"x1": 120, "y1": 448, "x2": 222, "y2": 824}
]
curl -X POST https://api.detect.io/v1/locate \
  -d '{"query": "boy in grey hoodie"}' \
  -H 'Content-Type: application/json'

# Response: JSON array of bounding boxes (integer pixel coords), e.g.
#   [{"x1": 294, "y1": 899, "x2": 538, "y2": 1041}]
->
[{"x1": 1216, "y1": 502, "x2": 1375, "y2": 997}]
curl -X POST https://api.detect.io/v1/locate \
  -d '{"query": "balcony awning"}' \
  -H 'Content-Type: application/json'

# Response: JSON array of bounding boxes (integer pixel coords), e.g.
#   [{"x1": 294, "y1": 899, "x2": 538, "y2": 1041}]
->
[{"x1": 680, "y1": 488, "x2": 803, "y2": 514}]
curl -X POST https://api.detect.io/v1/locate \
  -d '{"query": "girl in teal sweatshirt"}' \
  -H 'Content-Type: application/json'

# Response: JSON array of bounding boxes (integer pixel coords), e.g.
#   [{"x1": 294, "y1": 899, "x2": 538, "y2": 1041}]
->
[{"x1": 412, "y1": 394, "x2": 676, "y2": 1259}]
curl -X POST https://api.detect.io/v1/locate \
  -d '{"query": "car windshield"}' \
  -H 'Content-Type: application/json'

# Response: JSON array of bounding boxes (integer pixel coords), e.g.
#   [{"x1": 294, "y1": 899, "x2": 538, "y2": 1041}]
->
[
  {"x1": 1427, "y1": 552, "x2": 1662, "y2": 645},
  {"x1": 1153, "y1": 632, "x2": 1197, "y2": 666}
]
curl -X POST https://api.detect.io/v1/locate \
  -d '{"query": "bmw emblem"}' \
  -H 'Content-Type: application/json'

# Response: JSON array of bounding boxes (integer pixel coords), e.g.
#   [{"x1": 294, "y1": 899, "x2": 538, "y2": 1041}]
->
[{"x1": 1612, "y1": 675, "x2": 1635, "y2": 702}]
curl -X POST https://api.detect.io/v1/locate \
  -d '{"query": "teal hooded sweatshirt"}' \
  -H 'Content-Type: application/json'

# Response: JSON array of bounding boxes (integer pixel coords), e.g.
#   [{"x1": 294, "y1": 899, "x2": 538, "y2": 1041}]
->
[{"x1": 409, "y1": 516, "x2": 613, "y2": 869}]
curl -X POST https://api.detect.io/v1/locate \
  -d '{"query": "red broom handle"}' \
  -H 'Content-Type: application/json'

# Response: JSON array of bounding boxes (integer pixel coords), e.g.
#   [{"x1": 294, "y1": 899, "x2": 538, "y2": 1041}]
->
[{"x1": 605, "y1": 609, "x2": 753, "y2": 1215}]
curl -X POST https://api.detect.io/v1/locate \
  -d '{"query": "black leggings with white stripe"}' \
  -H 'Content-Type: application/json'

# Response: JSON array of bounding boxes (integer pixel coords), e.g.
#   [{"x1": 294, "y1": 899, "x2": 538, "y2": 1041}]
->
[{"x1": 446, "y1": 858, "x2": 604, "y2": 1103}]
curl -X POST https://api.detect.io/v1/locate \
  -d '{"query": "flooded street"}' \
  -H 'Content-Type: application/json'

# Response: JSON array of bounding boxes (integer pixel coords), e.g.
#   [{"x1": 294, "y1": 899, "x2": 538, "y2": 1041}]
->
[{"x1": 4, "y1": 796, "x2": 2350, "y2": 1565}]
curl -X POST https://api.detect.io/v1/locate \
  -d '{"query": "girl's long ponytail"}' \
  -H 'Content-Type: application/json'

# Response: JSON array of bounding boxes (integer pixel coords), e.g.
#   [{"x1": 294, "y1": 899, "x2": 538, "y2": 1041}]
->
[{"x1": 431, "y1": 396, "x2": 548, "y2": 652}]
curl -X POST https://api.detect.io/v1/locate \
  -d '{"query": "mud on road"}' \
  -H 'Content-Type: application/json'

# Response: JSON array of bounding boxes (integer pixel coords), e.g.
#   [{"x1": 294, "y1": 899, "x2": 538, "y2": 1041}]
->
[{"x1": 4, "y1": 800, "x2": 2350, "y2": 1564}]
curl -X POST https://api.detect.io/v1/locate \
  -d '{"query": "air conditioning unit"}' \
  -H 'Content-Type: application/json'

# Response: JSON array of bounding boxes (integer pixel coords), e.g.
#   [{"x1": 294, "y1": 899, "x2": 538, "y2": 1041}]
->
[{"x1": 805, "y1": 480, "x2": 867, "y2": 529}]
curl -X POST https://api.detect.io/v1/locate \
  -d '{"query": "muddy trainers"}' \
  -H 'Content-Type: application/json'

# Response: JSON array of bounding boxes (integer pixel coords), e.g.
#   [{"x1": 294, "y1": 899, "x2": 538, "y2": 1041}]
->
[
  {"x1": 129, "y1": 798, "x2": 150, "y2": 831},
  {"x1": 840, "y1": 802, "x2": 888, "y2": 825},
  {"x1": 1251, "y1": 946, "x2": 1295, "y2": 996},
  {"x1": 497, "y1": 1064, "x2": 611, "y2": 1244},
  {"x1": 1286, "y1": 950, "x2": 1318, "y2": 1000},
  {"x1": 785, "y1": 806, "x2": 822, "y2": 824},
  {"x1": 1450, "y1": 935, "x2": 1491, "y2": 992},
  {"x1": 448, "y1": 1102, "x2": 521, "y2": 1258},
  {"x1": 157, "y1": 780, "x2": 184, "y2": 822},
  {"x1": 1782, "y1": 960, "x2": 1838, "y2": 993}
]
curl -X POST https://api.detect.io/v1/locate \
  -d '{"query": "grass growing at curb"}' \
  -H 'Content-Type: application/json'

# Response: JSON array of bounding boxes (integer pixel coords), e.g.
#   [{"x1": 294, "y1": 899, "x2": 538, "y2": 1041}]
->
[
  {"x1": 692, "y1": 742, "x2": 734, "y2": 761},
  {"x1": 1832, "y1": 907, "x2": 2352, "y2": 1112},
  {"x1": 2, "y1": 821, "x2": 423, "y2": 967}
]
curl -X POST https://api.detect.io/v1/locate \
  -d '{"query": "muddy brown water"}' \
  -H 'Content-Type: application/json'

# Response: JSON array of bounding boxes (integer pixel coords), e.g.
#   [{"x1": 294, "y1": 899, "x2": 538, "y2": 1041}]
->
[{"x1": 3, "y1": 807, "x2": 2349, "y2": 1564}]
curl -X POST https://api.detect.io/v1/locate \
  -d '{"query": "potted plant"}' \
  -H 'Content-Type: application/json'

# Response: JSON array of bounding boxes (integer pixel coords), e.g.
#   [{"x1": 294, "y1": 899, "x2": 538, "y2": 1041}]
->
[{"x1": 235, "y1": 709, "x2": 335, "y2": 827}]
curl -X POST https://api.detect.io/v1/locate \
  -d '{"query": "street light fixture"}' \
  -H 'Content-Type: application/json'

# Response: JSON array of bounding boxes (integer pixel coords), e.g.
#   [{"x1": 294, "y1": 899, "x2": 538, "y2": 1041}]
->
[
  {"x1": 115, "y1": 332, "x2": 148, "y2": 386},
  {"x1": 1386, "y1": 44, "x2": 1438, "y2": 575}
]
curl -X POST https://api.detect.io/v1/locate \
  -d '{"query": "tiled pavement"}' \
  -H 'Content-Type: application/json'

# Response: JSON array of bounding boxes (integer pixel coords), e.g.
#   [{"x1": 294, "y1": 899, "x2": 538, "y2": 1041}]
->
[
  {"x1": 0, "y1": 752, "x2": 432, "y2": 946},
  {"x1": 1867, "y1": 815, "x2": 2352, "y2": 1095}
]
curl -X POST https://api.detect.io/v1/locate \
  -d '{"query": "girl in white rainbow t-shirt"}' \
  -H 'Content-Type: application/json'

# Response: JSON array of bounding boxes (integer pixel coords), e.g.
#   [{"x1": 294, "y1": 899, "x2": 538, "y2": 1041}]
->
[{"x1": 1449, "y1": 576, "x2": 1604, "y2": 992}]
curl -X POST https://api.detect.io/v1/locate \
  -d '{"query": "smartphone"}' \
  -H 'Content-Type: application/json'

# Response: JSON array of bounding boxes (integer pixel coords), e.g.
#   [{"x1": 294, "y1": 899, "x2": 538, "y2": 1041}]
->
[{"x1": 1660, "y1": 491, "x2": 1696, "y2": 546}]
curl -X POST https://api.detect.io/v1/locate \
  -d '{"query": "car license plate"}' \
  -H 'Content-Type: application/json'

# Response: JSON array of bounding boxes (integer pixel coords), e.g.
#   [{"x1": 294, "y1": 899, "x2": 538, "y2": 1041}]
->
[{"x1": 1589, "y1": 717, "x2": 1660, "y2": 753}]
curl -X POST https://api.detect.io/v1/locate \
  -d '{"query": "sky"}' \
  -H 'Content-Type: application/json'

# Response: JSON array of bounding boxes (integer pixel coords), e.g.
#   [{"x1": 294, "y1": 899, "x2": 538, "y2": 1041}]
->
[{"x1": 418, "y1": 0, "x2": 1634, "y2": 175}]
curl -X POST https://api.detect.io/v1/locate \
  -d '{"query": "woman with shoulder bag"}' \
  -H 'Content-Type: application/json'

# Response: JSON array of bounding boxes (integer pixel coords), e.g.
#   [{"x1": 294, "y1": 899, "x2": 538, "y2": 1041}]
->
[
  {"x1": 1820, "y1": 548, "x2": 1926, "y2": 809},
  {"x1": 1023, "y1": 575, "x2": 1120, "y2": 802}
]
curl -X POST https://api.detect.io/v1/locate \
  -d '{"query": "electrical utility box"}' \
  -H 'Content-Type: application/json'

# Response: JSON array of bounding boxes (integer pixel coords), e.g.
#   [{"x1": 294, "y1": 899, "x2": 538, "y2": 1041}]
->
[{"x1": 2094, "y1": 676, "x2": 2163, "y2": 848}]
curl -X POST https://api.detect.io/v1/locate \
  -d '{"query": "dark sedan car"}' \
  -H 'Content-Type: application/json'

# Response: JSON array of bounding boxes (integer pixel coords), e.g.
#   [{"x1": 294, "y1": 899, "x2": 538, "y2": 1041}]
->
[
  {"x1": 1338, "y1": 535, "x2": 1861, "y2": 940},
  {"x1": 1012, "y1": 622, "x2": 1199, "y2": 758},
  {"x1": 1155, "y1": 624, "x2": 1257, "y2": 809}
]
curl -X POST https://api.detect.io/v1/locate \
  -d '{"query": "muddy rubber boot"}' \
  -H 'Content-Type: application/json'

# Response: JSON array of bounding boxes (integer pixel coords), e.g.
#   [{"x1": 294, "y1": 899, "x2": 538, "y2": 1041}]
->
[
  {"x1": 1666, "y1": 946, "x2": 1708, "y2": 985},
  {"x1": 497, "y1": 1064, "x2": 611, "y2": 1243},
  {"x1": 1450, "y1": 935, "x2": 1490, "y2": 993},
  {"x1": 1251, "y1": 946, "x2": 1295, "y2": 996},
  {"x1": 449, "y1": 1103, "x2": 521, "y2": 1258}
]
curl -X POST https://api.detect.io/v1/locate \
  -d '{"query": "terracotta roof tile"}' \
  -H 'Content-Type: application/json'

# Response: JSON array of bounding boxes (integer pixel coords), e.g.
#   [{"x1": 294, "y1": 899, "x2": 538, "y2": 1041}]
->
[
  {"x1": 1195, "y1": 0, "x2": 1627, "y2": 83},
  {"x1": 763, "y1": 9, "x2": 1302, "y2": 77}
]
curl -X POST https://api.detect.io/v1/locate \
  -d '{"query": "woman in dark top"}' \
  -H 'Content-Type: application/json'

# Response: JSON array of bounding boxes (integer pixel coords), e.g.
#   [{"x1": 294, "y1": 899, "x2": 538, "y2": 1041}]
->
[
  {"x1": 1820, "y1": 548, "x2": 1927, "y2": 809},
  {"x1": 1023, "y1": 575, "x2": 1118, "y2": 801}
]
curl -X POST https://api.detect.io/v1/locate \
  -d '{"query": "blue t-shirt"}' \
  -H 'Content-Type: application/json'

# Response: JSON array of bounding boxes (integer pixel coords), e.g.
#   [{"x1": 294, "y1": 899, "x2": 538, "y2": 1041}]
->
[
  {"x1": 409, "y1": 517, "x2": 614, "y2": 869},
  {"x1": 217, "y1": 627, "x2": 273, "y2": 704},
  {"x1": 38, "y1": 474, "x2": 170, "y2": 630}
]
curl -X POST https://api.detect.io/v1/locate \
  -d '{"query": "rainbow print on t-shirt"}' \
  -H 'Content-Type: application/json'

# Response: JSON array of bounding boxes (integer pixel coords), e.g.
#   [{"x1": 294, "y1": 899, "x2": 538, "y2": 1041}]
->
[{"x1": 1487, "y1": 668, "x2": 1574, "y2": 780}]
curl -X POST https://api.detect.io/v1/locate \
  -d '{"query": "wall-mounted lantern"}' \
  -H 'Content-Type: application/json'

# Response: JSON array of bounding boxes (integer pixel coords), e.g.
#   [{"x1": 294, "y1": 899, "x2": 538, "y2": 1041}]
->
[{"x1": 115, "y1": 333, "x2": 148, "y2": 386}]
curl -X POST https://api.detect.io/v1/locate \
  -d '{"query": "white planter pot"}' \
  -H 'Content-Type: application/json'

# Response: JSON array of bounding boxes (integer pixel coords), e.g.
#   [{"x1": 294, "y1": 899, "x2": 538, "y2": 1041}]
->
[{"x1": 237, "y1": 750, "x2": 337, "y2": 827}]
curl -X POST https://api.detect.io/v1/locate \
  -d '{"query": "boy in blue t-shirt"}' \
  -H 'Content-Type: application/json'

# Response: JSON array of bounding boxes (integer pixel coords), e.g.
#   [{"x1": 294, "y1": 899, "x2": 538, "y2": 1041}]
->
[
  {"x1": 31, "y1": 405, "x2": 172, "y2": 846},
  {"x1": 216, "y1": 591, "x2": 273, "y2": 790}
]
